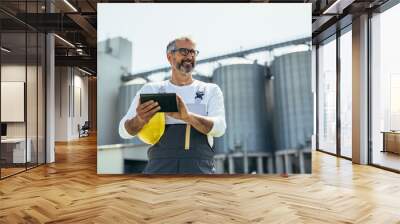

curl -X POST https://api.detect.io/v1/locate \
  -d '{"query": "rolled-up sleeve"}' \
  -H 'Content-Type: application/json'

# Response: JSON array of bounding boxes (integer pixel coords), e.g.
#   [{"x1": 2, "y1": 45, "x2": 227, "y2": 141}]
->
[
  {"x1": 119, "y1": 83, "x2": 156, "y2": 139},
  {"x1": 119, "y1": 83, "x2": 159, "y2": 139},
  {"x1": 207, "y1": 85, "x2": 226, "y2": 138}
]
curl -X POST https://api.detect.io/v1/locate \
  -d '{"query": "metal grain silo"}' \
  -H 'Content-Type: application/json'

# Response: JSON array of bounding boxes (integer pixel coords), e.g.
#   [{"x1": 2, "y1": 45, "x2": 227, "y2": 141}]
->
[
  {"x1": 117, "y1": 81, "x2": 145, "y2": 144},
  {"x1": 270, "y1": 51, "x2": 313, "y2": 150},
  {"x1": 212, "y1": 63, "x2": 271, "y2": 154}
]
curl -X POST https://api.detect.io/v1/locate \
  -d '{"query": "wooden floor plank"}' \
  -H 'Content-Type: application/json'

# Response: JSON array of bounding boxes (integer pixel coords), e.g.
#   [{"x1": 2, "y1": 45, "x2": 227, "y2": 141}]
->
[{"x1": 0, "y1": 134, "x2": 399, "y2": 223}]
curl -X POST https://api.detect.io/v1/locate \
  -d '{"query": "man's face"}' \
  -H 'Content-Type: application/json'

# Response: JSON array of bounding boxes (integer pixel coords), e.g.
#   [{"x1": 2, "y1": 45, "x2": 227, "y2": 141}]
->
[{"x1": 168, "y1": 40, "x2": 197, "y2": 74}]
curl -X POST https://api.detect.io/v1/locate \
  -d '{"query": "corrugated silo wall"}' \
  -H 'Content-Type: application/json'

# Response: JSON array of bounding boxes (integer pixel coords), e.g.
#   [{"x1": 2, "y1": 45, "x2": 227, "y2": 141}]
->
[
  {"x1": 270, "y1": 51, "x2": 313, "y2": 150},
  {"x1": 117, "y1": 83, "x2": 144, "y2": 144},
  {"x1": 212, "y1": 63, "x2": 272, "y2": 154}
]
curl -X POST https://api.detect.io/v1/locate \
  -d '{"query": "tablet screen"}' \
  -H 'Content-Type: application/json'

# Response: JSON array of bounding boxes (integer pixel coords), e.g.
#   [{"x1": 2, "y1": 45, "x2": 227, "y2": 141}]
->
[{"x1": 140, "y1": 93, "x2": 178, "y2": 112}]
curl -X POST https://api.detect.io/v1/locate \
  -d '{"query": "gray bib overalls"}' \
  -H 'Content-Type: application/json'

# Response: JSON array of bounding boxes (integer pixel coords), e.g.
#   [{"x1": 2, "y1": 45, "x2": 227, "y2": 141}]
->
[
  {"x1": 143, "y1": 124, "x2": 215, "y2": 174},
  {"x1": 142, "y1": 82, "x2": 216, "y2": 174}
]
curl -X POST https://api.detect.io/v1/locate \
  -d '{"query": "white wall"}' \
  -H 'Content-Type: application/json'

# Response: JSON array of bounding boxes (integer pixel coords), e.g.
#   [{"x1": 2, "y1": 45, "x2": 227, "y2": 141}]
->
[
  {"x1": 1, "y1": 65, "x2": 27, "y2": 145},
  {"x1": 1, "y1": 63, "x2": 46, "y2": 164},
  {"x1": 55, "y1": 67, "x2": 68, "y2": 141},
  {"x1": 1, "y1": 65, "x2": 37, "y2": 138},
  {"x1": 55, "y1": 67, "x2": 89, "y2": 141},
  {"x1": 72, "y1": 73, "x2": 89, "y2": 138},
  {"x1": 1, "y1": 65, "x2": 26, "y2": 135}
]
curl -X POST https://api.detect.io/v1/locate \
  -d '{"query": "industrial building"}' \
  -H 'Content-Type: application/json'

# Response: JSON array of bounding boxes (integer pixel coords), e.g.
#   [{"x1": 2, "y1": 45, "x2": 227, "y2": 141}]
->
[
  {"x1": 96, "y1": 37, "x2": 312, "y2": 174},
  {"x1": 1, "y1": 0, "x2": 400, "y2": 223}
]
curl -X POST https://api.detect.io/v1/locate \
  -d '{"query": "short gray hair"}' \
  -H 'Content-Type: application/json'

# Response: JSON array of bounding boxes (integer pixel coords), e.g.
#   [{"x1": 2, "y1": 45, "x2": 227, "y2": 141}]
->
[{"x1": 166, "y1": 36, "x2": 196, "y2": 54}]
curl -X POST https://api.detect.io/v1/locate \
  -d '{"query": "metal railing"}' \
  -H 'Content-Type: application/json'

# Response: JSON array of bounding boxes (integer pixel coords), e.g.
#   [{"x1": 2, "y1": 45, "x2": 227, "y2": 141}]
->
[
  {"x1": 214, "y1": 148, "x2": 311, "y2": 174},
  {"x1": 98, "y1": 143, "x2": 312, "y2": 174}
]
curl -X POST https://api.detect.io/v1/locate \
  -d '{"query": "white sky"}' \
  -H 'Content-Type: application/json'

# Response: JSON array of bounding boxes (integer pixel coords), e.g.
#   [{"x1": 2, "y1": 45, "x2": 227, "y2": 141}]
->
[{"x1": 98, "y1": 3, "x2": 311, "y2": 75}]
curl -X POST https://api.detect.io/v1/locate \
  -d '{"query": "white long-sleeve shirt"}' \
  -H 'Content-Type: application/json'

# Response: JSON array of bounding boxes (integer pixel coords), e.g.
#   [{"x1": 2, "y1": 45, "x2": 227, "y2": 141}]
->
[{"x1": 119, "y1": 79, "x2": 226, "y2": 148}]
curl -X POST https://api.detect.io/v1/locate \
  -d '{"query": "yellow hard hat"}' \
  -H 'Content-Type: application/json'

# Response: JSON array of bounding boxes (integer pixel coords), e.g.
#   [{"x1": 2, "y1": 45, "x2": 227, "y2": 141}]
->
[{"x1": 137, "y1": 112, "x2": 165, "y2": 145}]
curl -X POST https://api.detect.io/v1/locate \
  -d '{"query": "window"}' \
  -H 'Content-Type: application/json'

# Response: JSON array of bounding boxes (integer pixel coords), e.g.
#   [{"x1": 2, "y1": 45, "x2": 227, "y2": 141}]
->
[
  {"x1": 0, "y1": 1, "x2": 47, "y2": 179},
  {"x1": 317, "y1": 36, "x2": 337, "y2": 154},
  {"x1": 339, "y1": 28, "x2": 352, "y2": 158},
  {"x1": 371, "y1": 3, "x2": 400, "y2": 171}
]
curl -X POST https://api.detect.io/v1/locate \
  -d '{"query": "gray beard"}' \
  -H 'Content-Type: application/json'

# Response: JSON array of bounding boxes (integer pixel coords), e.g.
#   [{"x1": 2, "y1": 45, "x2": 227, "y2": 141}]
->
[{"x1": 177, "y1": 62, "x2": 194, "y2": 74}]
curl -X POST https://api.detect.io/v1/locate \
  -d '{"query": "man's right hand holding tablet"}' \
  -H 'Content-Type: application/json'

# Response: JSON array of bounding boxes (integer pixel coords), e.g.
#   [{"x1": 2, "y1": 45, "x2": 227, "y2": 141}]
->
[{"x1": 124, "y1": 100, "x2": 160, "y2": 136}]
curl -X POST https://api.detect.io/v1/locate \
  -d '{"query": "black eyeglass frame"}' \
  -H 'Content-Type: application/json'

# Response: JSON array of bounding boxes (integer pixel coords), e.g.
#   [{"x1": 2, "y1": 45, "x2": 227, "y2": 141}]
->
[{"x1": 171, "y1": 48, "x2": 199, "y2": 56}]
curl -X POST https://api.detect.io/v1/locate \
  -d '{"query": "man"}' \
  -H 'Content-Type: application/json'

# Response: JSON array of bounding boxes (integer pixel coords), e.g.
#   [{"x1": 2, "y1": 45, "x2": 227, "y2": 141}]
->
[{"x1": 119, "y1": 36, "x2": 226, "y2": 174}]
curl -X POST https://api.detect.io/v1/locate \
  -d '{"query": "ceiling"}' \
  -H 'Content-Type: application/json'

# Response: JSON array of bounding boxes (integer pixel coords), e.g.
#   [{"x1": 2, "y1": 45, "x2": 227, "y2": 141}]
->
[{"x1": 0, "y1": 0, "x2": 392, "y2": 74}]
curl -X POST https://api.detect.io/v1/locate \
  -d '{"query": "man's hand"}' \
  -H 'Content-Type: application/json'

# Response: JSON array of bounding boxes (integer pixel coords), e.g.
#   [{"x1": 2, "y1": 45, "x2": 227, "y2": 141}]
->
[
  {"x1": 166, "y1": 95, "x2": 214, "y2": 135},
  {"x1": 124, "y1": 100, "x2": 160, "y2": 136},
  {"x1": 166, "y1": 95, "x2": 190, "y2": 122},
  {"x1": 136, "y1": 100, "x2": 161, "y2": 125}
]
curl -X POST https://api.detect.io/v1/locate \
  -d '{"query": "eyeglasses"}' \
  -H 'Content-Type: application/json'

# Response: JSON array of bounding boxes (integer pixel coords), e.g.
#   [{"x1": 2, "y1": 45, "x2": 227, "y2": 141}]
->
[{"x1": 171, "y1": 48, "x2": 199, "y2": 57}]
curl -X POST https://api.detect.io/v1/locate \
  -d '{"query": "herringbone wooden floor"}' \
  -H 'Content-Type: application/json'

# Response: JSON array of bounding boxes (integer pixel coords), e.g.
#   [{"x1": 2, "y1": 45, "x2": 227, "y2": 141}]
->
[{"x1": 1, "y1": 134, "x2": 400, "y2": 224}]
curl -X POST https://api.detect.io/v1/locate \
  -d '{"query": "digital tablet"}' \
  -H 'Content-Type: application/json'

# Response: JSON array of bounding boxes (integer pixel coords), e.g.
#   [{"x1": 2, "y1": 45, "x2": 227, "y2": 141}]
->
[{"x1": 140, "y1": 93, "x2": 178, "y2": 112}]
